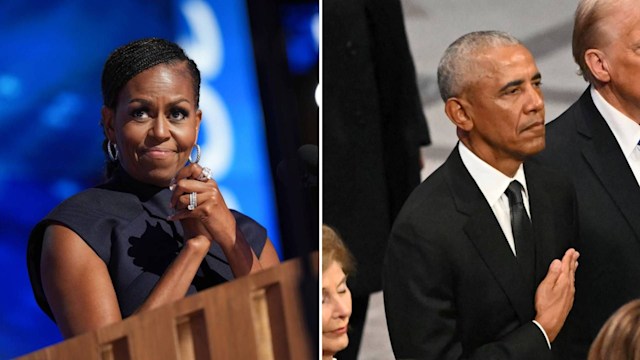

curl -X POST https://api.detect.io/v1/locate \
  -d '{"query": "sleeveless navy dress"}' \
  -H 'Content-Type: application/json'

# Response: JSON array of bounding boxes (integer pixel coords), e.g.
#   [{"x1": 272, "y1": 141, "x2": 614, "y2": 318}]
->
[{"x1": 27, "y1": 167, "x2": 267, "y2": 320}]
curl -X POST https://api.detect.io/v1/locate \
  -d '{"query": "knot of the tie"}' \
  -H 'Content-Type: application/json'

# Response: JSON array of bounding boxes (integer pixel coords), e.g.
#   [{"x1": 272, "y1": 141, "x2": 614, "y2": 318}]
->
[{"x1": 505, "y1": 180, "x2": 524, "y2": 207}]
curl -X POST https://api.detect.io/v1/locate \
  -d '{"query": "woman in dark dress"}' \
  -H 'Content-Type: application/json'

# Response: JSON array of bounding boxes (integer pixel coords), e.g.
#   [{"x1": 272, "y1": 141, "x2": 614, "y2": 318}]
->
[{"x1": 27, "y1": 38, "x2": 280, "y2": 338}]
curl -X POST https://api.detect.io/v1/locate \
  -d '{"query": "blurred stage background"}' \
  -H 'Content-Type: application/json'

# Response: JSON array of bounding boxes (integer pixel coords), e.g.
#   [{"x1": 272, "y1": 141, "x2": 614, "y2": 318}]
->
[{"x1": 0, "y1": 0, "x2": 318, "y2": 358}]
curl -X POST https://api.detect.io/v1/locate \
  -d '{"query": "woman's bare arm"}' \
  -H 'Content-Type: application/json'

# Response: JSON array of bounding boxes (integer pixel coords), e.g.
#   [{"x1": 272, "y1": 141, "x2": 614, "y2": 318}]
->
[
  {"x1": 258, "y1": 237, "x2": 281, "y2": 269},
  {"x1": 41, "y1": 224, "x2": 211, "y2": 338},
  {"x1": 217, "y1": 231, "x2": 281, "y2": 277},
  {"x1": 41, "y1": 225, "x2": 122, "y2": 338}
]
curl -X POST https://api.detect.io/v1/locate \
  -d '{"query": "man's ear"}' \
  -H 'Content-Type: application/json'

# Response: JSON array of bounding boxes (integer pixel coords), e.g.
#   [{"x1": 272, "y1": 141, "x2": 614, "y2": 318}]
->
[
  {"x1": 101, "y1": 106, "x2": 116, "y2": 141},
  {"x1": 584, "y1": 49, "x2": 611, "y2": 83},
  {"x1": 444, "y1": 97, "x2": 474, "y2": 132}
]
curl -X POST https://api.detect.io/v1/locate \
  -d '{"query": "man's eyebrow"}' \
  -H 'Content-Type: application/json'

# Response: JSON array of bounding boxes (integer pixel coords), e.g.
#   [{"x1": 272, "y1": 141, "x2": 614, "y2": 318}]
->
[
  {"x1": 499, "y1": 79, "x2": 524, "y2": 92},
  {"x1": 498, "y1": 72, "x2": 542, "y2": 92}
]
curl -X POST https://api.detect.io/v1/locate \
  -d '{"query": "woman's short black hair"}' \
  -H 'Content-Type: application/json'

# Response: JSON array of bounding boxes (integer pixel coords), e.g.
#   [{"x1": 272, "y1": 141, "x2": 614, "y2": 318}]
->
[{"x1": 101, "y1": 37, "x2": 201, "y2": 109}]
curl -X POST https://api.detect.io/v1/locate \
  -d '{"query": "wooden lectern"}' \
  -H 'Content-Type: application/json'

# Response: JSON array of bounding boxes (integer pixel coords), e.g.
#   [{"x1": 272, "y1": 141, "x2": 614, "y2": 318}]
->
[{"x1": 18, "y1": 253, "x2": 317, "y2": 360}]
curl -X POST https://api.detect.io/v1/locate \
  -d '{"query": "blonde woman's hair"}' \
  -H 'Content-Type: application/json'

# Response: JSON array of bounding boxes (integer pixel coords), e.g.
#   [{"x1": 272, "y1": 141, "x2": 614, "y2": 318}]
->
[
  {"x1": 588, "y1": 299, "x2": 640, "y2": 360},
  {"x1": 322, "y1": 225, "x2": 355, "y2": 275}
]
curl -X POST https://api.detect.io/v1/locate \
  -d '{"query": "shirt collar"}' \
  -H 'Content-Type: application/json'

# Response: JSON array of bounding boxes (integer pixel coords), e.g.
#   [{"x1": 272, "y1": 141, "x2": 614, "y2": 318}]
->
[
  {"x1": 591, "y1": 86, "x2": 640, "y2": 156},
  {"x1": 458, "y1": 142, "x2": 528, "y2": 207},
  {"x1": 103, "y1": 165, "x2": 173, "y2": 219}
]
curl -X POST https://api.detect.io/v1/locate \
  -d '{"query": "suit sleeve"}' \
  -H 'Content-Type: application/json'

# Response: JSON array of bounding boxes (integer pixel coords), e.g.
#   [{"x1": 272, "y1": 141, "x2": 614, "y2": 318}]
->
[{"x1": 383, "y1": 218, "x2": 552, "y2": 360}]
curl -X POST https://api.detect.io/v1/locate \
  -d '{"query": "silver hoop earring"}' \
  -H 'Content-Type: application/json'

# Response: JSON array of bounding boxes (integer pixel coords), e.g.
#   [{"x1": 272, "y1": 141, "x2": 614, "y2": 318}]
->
[
  {"x1": 189, "y1": 144, "x2": 201, "y2": 164},
  {"x1": 107, "y1": 140, "x2": 119, "y2": 161}
]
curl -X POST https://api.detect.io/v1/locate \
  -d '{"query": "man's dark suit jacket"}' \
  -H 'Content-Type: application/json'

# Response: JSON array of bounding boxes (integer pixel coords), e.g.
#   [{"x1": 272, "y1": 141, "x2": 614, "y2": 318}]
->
[
  {"x1": 534, "y1": 88, "x2": 640, "y2": 359},
  {"x1": 384, "y1": 146, "x2": 577, "y2": 359}
]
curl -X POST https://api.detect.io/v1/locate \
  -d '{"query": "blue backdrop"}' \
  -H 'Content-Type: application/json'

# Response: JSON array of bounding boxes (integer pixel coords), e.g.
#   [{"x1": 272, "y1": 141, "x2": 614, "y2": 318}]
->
[{"x1": 0, "y1": 0, "x2": 317, "y2": 358}]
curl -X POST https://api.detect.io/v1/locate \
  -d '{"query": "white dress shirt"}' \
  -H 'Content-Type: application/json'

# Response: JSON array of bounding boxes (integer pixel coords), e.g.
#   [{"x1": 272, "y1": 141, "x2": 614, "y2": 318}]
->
[
  {"x1": 591, "y1": 86, "x2": 640, "y2": 187},
  {"x1": 458, "y1": 142, "x2": 551, "y2": 349},
  {"x1": 458, "y1": 142, "x2": 530, "y2": 256}
]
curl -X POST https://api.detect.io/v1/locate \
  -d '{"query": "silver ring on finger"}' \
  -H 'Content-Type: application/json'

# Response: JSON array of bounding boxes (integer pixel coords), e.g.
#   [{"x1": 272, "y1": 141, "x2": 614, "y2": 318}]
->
[
  {"x1": 187, "y1": 191, "x2": 198, "y2": 211},
  {"x1": 196, "y1": 167, "x2": 212, "y2": 181}
]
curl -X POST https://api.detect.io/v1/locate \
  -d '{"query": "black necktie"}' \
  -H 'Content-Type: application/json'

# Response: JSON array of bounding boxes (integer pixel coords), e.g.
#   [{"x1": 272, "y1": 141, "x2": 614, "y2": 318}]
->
[{"x1": 504, "y1": 180, "x2": 535, "y2": 294}]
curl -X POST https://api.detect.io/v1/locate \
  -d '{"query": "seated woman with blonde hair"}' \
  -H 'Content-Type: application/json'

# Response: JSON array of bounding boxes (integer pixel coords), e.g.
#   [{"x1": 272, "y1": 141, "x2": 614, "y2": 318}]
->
[
  {"x1": 322, "y1": 225, "x2": 355, "y2": 360},
  {"x1": 588, "y1": 299, "x2": 640, "y2": 360}
]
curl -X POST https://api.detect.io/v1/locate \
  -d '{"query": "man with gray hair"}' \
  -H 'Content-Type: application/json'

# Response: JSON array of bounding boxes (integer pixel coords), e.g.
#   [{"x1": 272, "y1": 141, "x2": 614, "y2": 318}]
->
[
  {"x1": 534, "y1": 0, "x2": 640, "y2": 358},
  {"x1": 384, "y1": 31, "x2": 579, "y2": 359}
]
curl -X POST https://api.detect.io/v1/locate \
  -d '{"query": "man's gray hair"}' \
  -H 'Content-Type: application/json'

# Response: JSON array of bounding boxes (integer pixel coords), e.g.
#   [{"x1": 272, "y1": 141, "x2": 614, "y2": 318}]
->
[{"x1": 437, "y1": 31, "x2": 522, "y2": 102}]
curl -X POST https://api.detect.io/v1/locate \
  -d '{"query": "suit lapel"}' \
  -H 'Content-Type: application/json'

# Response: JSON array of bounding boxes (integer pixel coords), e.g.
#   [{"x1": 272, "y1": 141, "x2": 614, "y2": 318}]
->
[
  {"x1": 577, "y1": 91, "x2": 640, "y2": 241},
  {"x1": 445, "y1": 148, "x2": 535, "y2": 323}
]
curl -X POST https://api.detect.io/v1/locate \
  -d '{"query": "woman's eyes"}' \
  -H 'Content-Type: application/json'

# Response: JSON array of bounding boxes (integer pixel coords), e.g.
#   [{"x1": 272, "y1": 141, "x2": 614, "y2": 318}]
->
[
  {"x1": 129, "y1": 108, "x2": 189, "y2": 121},
  {"x1": 169, "y1": 109, "x2": 188, "y2": 121},
  {"x1": 131, "y1": 109, "x2": 150, "y2": 118}
]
